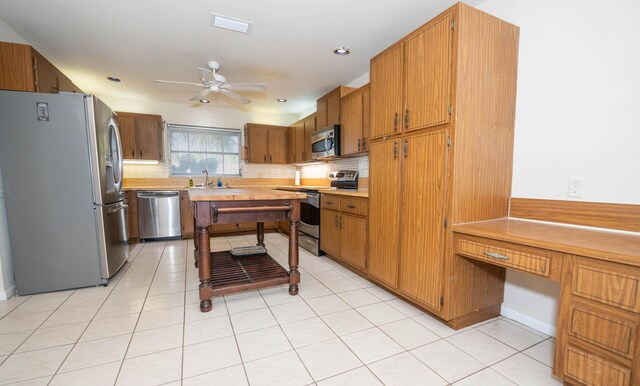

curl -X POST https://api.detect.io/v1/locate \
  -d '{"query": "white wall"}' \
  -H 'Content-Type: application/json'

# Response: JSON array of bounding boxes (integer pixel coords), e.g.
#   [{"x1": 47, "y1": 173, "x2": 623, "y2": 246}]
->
[{"x1": 476, "y1": 0, "x2": 640, "y2": 335}]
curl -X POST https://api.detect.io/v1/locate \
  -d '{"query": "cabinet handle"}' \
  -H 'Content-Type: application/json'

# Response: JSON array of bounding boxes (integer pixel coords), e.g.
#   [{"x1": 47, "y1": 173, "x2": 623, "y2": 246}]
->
[
  {"x1": 405, "y1": 109, "x2": 409, "y2": 129},
  {"x1": 139, "y1": 150, "x2": 142, "y2": 157},
  {"x1": 393, "y1": 112, "x2": 398, "y2": 132},
  {"x1": 357, "y1": 138, "x2": 361, "y2": 152},
  {"x1": 484, "y1": 251, "x2": 510, "y2": 261},
  {"x1": 339, "y1": 215, "x2": 343, "y2": 229},
  {"x1": 269, "y1": 154, "x2": 272, "y2": 163},
  {"x1": 393, "y1": 141, "x2": 398, "y2": 160},
  {"x1": 335, "y1": 214, "x2": 339, "y2": 227},
  {"x1": 347, "y1": 204, "x2": 356, "y2": 209},
  {"x1": 131, "y1": 150, "x2": 135, "y2": 157},
  {"x1": 264, "y1": 155, "x2": 267, "y2": 162},
  {"x1": 362, "y1": 137, "x2": 367, "y2": 151},
  {"x1": 326, "y1": 201, "x2": 334, "y2": 205},
  {"x1": 404, "y1": 139, "x2": 408, "y2": 158}
]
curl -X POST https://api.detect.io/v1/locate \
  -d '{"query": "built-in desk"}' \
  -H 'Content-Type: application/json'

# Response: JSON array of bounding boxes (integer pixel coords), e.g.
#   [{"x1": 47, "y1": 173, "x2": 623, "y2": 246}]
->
[{"x1": 453, "y1": 218, "x2": 640, "y2": 386}]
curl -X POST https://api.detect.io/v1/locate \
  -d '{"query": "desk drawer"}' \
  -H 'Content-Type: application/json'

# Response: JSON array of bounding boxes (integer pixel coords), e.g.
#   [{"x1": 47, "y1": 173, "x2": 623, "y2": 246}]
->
[
  {"x1": 321, "y1": 195, "x2": 340, "y2": 210},
  {"x1": 457, "y1": 237, "x2": 552, "y2": 277},
  {"x1": 572, "y1": 259, "x2": 640, "y2": 313},
  {"x1": 340, "y1": 197, "x2": 368, "y2": 216},
  {"x1": 563, "y1": 345, "x2": 630, "y2": 386}
]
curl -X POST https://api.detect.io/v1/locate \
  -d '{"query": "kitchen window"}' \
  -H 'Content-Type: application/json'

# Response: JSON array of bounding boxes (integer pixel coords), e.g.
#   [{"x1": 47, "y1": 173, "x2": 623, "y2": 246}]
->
[{"x1": 168, "y1": 124, "x2": 241, "y2": 176}]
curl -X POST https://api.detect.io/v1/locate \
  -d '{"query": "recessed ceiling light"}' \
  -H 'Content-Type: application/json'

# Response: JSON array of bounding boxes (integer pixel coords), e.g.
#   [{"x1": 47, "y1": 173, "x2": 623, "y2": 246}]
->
[
  {"x1": 200, "y1": 99, "x2": 210, "y2": 103},
  {"x1": 210, "y1": 13, "x2": 253, "y2": 34},
  {"x1": 107, "y1": 76, "x2": 121, "y2": 82},
  {"x1": 277, "y1": 98, "x2": 287, "y2": 102},
  {"x1": 333, "y1": 47, "x2": 350, "y2": 56}
]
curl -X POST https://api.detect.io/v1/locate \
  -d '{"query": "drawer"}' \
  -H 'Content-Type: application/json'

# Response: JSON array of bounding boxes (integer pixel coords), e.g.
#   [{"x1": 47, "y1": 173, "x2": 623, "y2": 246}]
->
[
  {"x1": 563, "y1": 345, "x2": 630, "y2": 386},
  {"x1": 572, "y1": 259, "x2": 640, "y2": 313},
  {"x1": 457, "y1": 237, "x2": 552, "y2": 278},
  {"x1": 321, "y1": 195, "x2": 340, "y2": 210},
  {"x1": 568, "y1": 302, "x2": 637, "y2": 358},
  {"x1": 340, "y1": 197, "x2": 368, "y2": 216}
]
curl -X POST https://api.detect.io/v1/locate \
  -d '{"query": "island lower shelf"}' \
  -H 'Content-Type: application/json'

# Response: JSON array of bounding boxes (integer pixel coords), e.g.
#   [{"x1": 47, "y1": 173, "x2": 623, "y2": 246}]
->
[{"x1": 207, "y1": 251, "x2": 290, "y2": 296}]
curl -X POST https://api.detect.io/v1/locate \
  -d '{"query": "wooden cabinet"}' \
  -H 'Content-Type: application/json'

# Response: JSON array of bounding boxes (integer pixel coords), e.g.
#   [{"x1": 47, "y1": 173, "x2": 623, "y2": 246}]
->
[
  {"x1": 339, "y1": 84, "x2": 371, "y2": 155},
  {"x1": 368, "y1": 3, "x2": 519, "y2": 324},
  {"x1": 116, "y1": 112, "x2": 164, "y2": 161},
  {"x1": 555, "y1": 256, "x2": 640, "y2": 386},
  {"x1": 287, "y1": 113, "x2": 315, "y2": 163},
  {"x1": 244, "y1": 123, "x2": 288, "y2": 164},
  {"x1": 320, "y1": 194, "x2": 368, "y2": 270},
  {"x1": 0, "y1": 42, "x2": 83, "y2": 94},
  {"x1": 180, "y1": 191, "x2": 194, "y2": 238},
  {"x1": 126, "y1": 190, "x2": 139, "y2": 243},
  {"x1": 370, "y1": 13, "x2": 452, "y2": 139},
  {"x1": 316, "y1": 86, "x2": 355, "y2": 129}
]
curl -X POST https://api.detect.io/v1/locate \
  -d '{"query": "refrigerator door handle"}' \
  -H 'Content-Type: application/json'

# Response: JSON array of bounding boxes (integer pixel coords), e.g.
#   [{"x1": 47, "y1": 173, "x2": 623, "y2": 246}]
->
[{"x1": 110, "y1": 116, "x2": 124, "y2": 193}]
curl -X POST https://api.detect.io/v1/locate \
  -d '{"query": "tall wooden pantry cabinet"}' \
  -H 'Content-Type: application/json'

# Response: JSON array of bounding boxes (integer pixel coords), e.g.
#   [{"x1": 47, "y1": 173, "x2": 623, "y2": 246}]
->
[{"x1": 368, "y1": 2, "x2": 520, "y2": 328}]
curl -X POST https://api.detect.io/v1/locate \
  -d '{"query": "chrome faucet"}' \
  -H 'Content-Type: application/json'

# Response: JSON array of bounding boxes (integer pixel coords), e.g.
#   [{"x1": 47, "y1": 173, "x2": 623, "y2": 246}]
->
[{"x1": 202, "y1": 169, "x2": 209, "y2": 187}]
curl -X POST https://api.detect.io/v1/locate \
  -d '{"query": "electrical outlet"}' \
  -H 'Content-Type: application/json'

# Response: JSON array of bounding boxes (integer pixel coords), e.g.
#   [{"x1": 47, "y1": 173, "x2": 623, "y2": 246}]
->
[{"x1": 568, "y1": 177, "x2": 583, "y2": 198}]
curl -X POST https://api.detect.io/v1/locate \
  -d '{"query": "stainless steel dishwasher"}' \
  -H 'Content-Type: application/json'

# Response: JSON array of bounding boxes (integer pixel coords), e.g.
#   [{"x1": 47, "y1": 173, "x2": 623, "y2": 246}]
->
[{"x1": 137, "y1": 191, "x2": 181, "y2": 240}]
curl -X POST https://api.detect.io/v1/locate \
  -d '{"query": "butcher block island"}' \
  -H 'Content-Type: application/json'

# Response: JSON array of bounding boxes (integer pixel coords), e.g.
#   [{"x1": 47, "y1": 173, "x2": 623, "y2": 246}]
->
[{"x1": 188, "y1": 188, "x2": 307, "y2": 312}]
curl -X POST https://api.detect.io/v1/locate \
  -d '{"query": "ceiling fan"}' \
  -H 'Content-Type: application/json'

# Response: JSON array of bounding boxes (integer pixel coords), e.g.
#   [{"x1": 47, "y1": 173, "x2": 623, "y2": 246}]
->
[{"x1": 154, "y1": 61, "x2": 266, "y2": 105}]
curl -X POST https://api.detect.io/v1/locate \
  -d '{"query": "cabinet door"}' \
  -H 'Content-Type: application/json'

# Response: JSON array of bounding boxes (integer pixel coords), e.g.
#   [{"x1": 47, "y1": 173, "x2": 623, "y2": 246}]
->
[
  {"x1": 320, "y1": 209, "x2": 341, "y2": 257},
  {"x1": 326, "y1": 89, "x2": 341, "y2": 126},
  {"x1": 180, "y1": 191, "x2": 194, "y2": 238},
  {"x1": 126, "y1": 190, "x2": 139, "y2": 241},
  {"x1": 340, "y1": 214, "x2": 367, "y2": 270},
  {"x1": 0, "y1": 42, "x2": 35, "y2": 91},
  {"x1": 399, "y1": 130, "x2": 448, "y2": 310},
  {"x1": 303, "y1": 114, "x2": 316, "y2": 161},
  {"x1": 340, "y1": 91, "x2": 363, "y2": 156},
  {"x1": 268, "y1": 126, "x2": 288, "y2": 164},
  {"x1": 287, "y1": 126, "x2": 297, "y2": 164},
  {"x1": 245, "y1": 124, "x2": 269, "y2": 163},
  {"x1": 368, "y1": 139, "x2": 401, "y2": 287},
  {"x1": 405, "y1": 14, "x2": 452, "y2": 131},
  {"x1": 362, "y1": 85, "x2": 371, "y2": 151},
  {"x1": 370, "y1": 45, "x2": 403, "y2": 139},
  {"x1": 295, "y1": 122, "x2": 306, "y2": 162},
  {"x1": 135, "y1": 115, "x2": 163, "y2": 160},
  {"x1": 32, "y1": 50, "x2": 59, "y2": 93},
  {"x1": 316, "y1": 96, "x2": 328, "y2": 129},
  {"x1": 117, "y1": 113, "x2": 137, "y2": 159}
]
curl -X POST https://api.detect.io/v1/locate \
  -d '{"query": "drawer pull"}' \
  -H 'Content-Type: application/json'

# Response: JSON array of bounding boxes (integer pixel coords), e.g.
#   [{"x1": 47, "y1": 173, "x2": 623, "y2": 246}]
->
[
  {"x1": 346, "y1": 204, "x2": 356, "y2": 209},
  {"x1": 484, "y1": 251, "x2": 510, "y2": 260},
  {"x1": 326, "y1": 201, "x2": 334, "y2": 205}
]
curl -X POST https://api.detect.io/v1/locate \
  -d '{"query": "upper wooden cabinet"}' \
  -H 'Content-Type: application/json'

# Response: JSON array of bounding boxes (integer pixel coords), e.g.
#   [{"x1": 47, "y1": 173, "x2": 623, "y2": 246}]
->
[
  {"x1": 316, "y1": 86, "x2": 355, "y2": 129},
  {"x1": 0, "y1": 42, "x2": 83, "y2": 94},
  {"x1": 116, "y1": 112, "x2": 164, "y2": 161},
  {"x1": 244, "y1": 123, "x2": 288, "y2": 164},
  {"x1": 370, "y1": 12, "x2": 452, "y2": 139},
  {"x1": 287, "y1": 113, "x2": 316, "y2": 164},
  {"x1": 368, "y1": 3, "x2": 519, "y2": 326},
  {"x1": 339, "y1": 83, "x2": 370, "y2": 156}
]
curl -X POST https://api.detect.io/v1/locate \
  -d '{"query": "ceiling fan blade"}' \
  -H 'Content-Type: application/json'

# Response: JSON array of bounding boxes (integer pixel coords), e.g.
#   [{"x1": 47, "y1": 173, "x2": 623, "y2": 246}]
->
[
  {"x1": 155, "y1": 80, "x2": 207, "y2": 87},
  {"x1": 189, "y1": 88, "x2": 213, "y2": 101},
  {"x1": 221, "y1": 89, "x2": 251, "y2": 105},
  {"x1": 226, "y1": 83, "x2": 267, "y2": 91},
  {"x1": 197, "y1": 67, "x2": 212, "y2": 82}
]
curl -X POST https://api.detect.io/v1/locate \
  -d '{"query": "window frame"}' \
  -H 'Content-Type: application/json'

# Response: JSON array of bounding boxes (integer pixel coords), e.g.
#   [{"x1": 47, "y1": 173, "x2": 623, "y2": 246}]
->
[{"x1": 167, "y1": 124, "x2": 242, "y2": 177}]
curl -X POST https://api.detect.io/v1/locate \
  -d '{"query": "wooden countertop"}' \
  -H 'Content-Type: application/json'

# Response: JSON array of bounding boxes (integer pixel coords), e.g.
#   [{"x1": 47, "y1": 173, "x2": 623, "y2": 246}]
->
[
  {"x1": 188, "y1": 187, "x2": 307, "y2": 202},
  {"x1": 452, "y1": 218, "x2": 640, "y2": 267}
]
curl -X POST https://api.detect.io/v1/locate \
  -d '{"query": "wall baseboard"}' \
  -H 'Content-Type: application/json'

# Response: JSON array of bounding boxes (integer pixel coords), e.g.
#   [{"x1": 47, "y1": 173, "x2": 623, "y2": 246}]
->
[
  {"x1": 0, "y1": 284, "x2": 16, "y2": 300},
  {"x1": 501, "y1": 305, "x2": 557, "y2": 337}
]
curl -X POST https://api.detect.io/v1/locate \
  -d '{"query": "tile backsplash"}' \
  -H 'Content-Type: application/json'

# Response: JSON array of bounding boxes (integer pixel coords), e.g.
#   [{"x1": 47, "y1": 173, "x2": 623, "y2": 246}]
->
[{"x1": 299, "y1": 155, "x2": 369, "y2": 179}]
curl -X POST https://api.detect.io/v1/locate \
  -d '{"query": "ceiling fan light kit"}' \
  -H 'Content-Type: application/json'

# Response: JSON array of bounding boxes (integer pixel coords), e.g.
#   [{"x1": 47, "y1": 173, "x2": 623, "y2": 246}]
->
[{"x1": 154, "y1": 60, "x2": 266, "y2": 105}]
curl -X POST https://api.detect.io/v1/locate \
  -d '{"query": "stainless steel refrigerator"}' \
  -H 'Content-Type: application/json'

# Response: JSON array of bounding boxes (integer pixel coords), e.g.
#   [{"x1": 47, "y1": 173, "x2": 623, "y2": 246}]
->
[{"x1": 0, "y1": 91, "x2": 129, "y2": 295}]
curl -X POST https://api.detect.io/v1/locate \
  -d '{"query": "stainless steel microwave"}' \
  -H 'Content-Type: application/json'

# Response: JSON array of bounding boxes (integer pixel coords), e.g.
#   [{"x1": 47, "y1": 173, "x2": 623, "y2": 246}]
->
[{"x1": 311, "y1": 125, "x2": 340, "y2": 160}]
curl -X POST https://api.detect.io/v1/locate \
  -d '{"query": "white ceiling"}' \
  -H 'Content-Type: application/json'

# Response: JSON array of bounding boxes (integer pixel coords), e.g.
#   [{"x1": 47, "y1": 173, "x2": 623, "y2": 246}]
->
[{"x1": 0, "y1": 0, "x2": 484, "y2": 114}]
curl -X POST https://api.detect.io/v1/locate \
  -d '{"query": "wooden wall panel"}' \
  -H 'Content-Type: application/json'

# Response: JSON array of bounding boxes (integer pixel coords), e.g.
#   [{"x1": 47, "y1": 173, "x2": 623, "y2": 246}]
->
[{"x1": 510, "y1": 198, "x2": 640, "y2": 233}]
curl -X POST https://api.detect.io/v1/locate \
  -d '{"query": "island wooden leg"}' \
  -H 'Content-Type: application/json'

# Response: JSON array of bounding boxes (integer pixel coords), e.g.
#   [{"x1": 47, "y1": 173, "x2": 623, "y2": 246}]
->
[
  {"x1": 197, "y1": 227, "x2": 213, "y2": 312},
  {"x1": 288, "y1": 219, "x2": 300, "y2": 295},
  {"x1": 256, "y1": 222, "x2": 265, "y2": 247},
  {"x1": 193, "y1": 218, "x2": 199, "y2": 268}
]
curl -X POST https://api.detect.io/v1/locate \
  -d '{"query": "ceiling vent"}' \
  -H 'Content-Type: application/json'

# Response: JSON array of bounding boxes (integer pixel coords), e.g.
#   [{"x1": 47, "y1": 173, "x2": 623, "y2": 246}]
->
[{"x1": 210, "y1": 13, "x2": 253, "y2": 34}]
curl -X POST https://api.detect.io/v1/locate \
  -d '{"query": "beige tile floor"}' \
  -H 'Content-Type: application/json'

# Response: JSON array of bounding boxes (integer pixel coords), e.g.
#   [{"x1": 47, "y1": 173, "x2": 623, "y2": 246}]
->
[{"x1": 0, "y1": 233, "x2": 563, "y2": 385}]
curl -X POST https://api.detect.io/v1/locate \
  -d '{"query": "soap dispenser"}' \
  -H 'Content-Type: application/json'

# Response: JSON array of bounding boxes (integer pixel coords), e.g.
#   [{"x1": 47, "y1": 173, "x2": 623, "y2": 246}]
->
[{"x1": 217, "y1": 177, "x2": 222, "y2": 187}]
